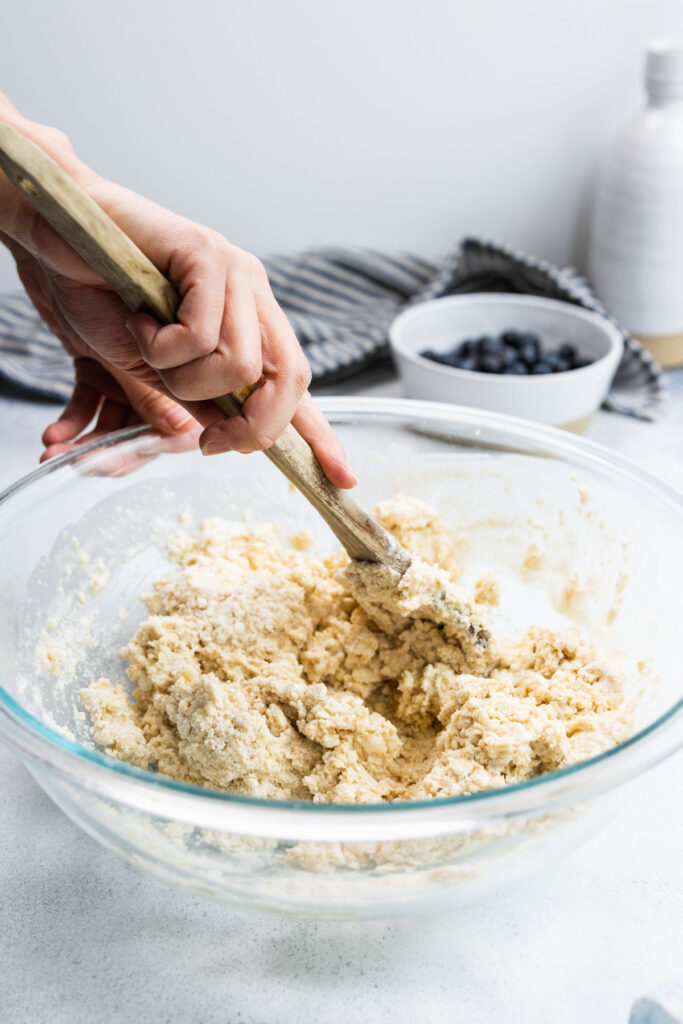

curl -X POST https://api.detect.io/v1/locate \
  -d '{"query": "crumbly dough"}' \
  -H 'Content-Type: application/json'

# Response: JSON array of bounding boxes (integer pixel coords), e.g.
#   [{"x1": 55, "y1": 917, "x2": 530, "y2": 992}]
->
[
  {"x1": 80, "y1": 496, "x2": 632, "y2": 803},
  {"x1": 474, "y1": 574, "x2": 500, "y2": 606}
]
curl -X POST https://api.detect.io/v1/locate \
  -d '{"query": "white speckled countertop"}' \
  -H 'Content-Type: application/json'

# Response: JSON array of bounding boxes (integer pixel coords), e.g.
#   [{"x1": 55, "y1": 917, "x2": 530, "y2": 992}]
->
[{"x1": 2, "y1": 370, "x2": 682, "y2": 1024}]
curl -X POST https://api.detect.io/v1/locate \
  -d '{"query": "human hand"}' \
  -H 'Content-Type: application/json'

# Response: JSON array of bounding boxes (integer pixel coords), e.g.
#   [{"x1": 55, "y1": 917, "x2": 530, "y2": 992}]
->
[
  {"x1": 0, "y1": 106, "x2": 357, "y2": 487},
  {"x1": 39, "y1": 356, "x2": 201, "y2": 463}
]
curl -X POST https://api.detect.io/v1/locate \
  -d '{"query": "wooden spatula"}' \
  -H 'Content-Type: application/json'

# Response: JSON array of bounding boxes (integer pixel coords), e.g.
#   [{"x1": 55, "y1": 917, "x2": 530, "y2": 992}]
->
[{"x1": 0, "y1": 122, "x2": 410, "y2": 572}]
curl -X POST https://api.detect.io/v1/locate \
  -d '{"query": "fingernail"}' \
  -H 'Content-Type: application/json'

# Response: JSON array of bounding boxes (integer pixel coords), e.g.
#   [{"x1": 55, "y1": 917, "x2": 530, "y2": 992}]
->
[
  {"x1": 333, "y1": 457, "x2": 358, "y2": 486},
  {"x1": 337, "y1": 446, "x2": 357, "y2": 482},
  {"x1": 162, "y1": 407, "x2": 193, "y2": 431},
  {"x1": 201, "y1": 442, "x2": 228, "y2": 456}
]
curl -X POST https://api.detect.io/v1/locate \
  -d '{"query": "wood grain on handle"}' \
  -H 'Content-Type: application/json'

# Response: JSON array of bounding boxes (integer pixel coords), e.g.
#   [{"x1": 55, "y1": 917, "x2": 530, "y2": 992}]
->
[{"x1": 0, "y1": 122, "x2": 410, "y2": 571}]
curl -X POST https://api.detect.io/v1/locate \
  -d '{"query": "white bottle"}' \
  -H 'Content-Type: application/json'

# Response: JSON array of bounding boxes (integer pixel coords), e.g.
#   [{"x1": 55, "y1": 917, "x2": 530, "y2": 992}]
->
[{"x1": 589, "y1": 41, "x2": 683, "y2": 366}]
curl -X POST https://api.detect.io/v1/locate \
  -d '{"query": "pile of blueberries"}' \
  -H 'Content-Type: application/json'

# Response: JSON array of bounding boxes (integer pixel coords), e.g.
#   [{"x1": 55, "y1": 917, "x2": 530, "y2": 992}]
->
[{"x1": 421, "y1": 330, "x2": 591, "y2": 375}]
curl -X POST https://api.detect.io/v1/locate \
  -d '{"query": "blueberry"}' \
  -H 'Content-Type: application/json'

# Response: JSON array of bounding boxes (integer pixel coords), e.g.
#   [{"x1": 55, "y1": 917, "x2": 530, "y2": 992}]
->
[
  {"x1": 553, "y1": 357, "x2": 572, "y2": 373},
  {"x1": 502, "y1": 330, "x2": 524, "y2": 348},
  {"x1": 480, "y1": 353, "x2": 504, "y2": 373},
  {"x1": 559, "y1": 342, "x2": 577, "y2": 362},
  {"x1": 499, "y1": 345, "x2": 518, "y2": 369},
  {"x1": 458, "y1": 356, "x2": 479, "y2": 372},
  {"x1": 545, "y1": 351, "x2": 562, "y2": 371},
  {"x1": 459, "y1": 339, "x2": 476, "y2": 358},
  {"x1": 519, "y1": 343, "x2": 537, "y2": 366},
  {"x1": 479, "y1": 335, "x2": 502, "y2": 355},
  {"x1": 519, "y1": 334, "x2": 541, "y2": 360},
  {"x1": 502, "y1": 360, "x2": 529, "y2": 374},
  {"x1": 573, "y1": 356, "x2": 592, "y2": 369},
  {"x1": 420, "y1": 349, "x2": 447, "y2": 364},
  {"x1": 530, "y1": 361, "x2": 552, "y2": 374}
]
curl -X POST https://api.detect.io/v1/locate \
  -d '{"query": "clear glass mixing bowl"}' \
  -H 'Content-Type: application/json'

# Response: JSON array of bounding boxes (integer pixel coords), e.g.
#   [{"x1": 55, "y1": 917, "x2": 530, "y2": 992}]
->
[{"x1": 1, "y1": 398, "x2": 682, "y2": 919}]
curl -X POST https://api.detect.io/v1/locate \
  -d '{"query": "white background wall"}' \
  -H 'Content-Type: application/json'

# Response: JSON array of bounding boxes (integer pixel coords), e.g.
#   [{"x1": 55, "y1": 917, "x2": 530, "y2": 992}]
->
[{"x1": 2, "y1": 0, "x2": 683, "y2": 291}]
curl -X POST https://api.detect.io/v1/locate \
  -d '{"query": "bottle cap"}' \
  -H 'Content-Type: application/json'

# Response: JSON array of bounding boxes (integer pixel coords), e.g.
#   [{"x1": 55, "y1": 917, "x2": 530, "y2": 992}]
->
[{"x1": 646, "y1": 40, "x2": 683, "y2": 100}]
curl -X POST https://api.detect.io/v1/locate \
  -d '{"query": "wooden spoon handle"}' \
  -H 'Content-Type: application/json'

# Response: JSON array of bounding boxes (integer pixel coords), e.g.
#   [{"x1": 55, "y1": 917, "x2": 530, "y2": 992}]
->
[{"x1": 0, "y1": 122, "x2": 409, "y2": 569}]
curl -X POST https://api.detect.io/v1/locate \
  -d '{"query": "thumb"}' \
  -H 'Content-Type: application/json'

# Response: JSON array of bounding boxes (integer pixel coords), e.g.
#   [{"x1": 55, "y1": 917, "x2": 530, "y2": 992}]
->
[{"x1": 116, "y1": 371, "x2": 197, "y2": 435}]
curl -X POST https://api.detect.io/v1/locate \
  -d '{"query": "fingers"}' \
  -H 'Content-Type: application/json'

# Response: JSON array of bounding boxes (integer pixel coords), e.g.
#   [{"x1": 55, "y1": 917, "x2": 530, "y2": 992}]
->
[
  {"x1": 40, "y1": 421, "x2": 201, "y2": 475},
  {"x1": 195, "y1": 294, "x2": 356, "y2": 486},
  {"x1": 111, "y1": 370, "x2": 197, "y2": 435},
  {"x1": 40, "y1": 426, "x2": 147, "y2": 471},
  {"x1": 21, "y1": 186, "x2": 351, "y2": 487},
  {"x1": 195, "y1": 293, "x2": 355, "y2": 486},
  {"x1": 125, "y1": 238, "x2": 227, "y2": 370},
  {"x1": 200, "y1": 370, "x2": 306, "y2": 452},
  {"x1": 41, "y1": 396, "x2": 128, "y2": 462},
  {"x1": 290, "y1": 393, "x2": 358, "y2": 489},
  {"x1": 91, "y1": 395, "x2": 131, "y2": 435},
  {"x1": 41, "y1": 379, "x2": 102, "y2": 447},
  {"x1": 41, "y1": 359, "x2": 198, "y2": 465},
  {"x1": 41, "y1": 359, "x2": 125, "y2": 447},
  {"x1": 197, "y1": 295, "x2": 310, "y2": 452},
  {"x1": 199, "y1": 387, "x2": 358, "y2": 489},
  {"x1": 129, "y1": 280, "x2": 263, "y2": 403}
]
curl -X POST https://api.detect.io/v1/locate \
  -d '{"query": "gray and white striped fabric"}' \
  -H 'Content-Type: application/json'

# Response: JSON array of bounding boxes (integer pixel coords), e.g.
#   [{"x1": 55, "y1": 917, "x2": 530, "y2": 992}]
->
[{"x1": 0, "y1": 236, "x2": 664, "y2": 420}]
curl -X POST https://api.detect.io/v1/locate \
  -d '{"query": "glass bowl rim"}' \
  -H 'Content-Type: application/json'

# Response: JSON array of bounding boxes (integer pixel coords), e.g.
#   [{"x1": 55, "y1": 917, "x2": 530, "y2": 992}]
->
[{"x1": 1, "y1": 397, "x2": 682, "y2": 832}]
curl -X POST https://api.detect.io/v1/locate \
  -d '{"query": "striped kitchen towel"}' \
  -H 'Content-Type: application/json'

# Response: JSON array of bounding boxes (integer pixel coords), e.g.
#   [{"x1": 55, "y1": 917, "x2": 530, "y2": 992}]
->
[{"x1": 0, "y1": 237, "x2": 664, "y2": 420}]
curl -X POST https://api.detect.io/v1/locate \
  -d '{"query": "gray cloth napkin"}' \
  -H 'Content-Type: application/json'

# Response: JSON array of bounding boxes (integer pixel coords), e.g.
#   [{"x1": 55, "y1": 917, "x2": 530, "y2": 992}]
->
[{"x1": 0, "y1": 237, "x2": 664, "y2": 420}]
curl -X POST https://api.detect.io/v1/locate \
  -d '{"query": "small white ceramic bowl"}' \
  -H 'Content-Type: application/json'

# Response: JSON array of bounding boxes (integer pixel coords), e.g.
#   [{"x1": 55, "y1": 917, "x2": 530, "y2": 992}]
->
[{"x1": 389, "y1": 293, "x2": 623, "y2": 430}]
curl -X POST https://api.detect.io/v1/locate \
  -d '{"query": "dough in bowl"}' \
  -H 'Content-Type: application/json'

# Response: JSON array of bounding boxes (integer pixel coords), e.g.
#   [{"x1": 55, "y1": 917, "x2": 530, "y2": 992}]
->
[{"x1": 80, "y1": 496, "x2": 633, "y2": 803}]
